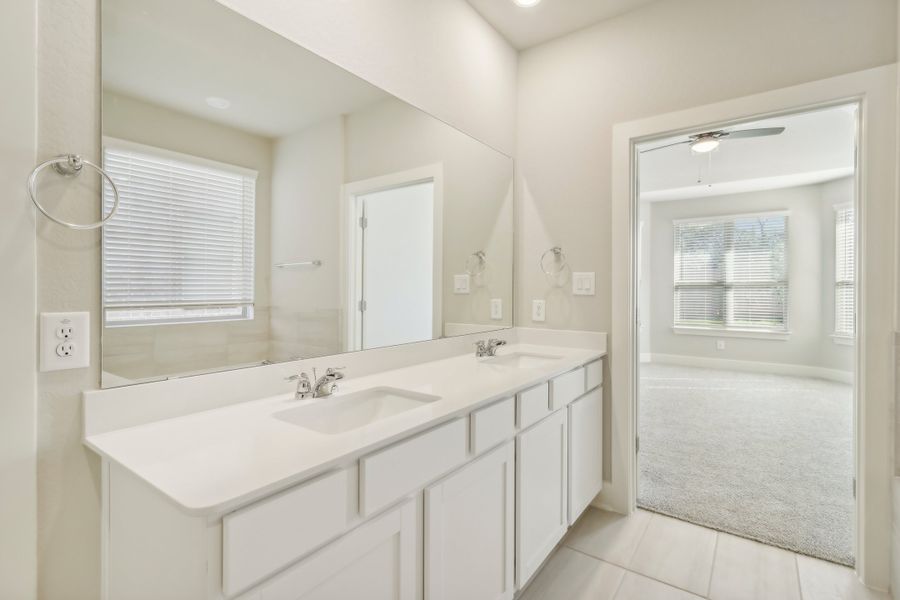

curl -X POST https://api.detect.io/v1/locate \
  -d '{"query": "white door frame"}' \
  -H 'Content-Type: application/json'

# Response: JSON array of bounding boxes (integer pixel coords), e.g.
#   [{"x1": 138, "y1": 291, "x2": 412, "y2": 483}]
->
[
  {"x1": 608, "y1": 65, "x2": 896, "y2": 590},
  {"x1": 340, "y1": 164, "x2": 444, "y2": 351}
]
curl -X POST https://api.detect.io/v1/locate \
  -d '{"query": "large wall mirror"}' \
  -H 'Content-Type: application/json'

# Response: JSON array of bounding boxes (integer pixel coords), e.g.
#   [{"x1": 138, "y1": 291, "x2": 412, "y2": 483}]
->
[{"x1": 100, "y1": 0, "x2": 514, "y2": 387}]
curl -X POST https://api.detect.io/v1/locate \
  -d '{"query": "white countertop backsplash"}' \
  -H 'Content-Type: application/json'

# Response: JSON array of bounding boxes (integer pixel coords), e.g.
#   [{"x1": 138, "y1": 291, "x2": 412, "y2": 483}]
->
[{"x1": 83, "y1": 327, "x2": 606, "y2": 517}]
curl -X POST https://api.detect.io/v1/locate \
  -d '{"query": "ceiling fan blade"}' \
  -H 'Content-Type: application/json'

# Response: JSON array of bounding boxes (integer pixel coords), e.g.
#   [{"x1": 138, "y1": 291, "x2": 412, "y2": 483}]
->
[
  {"x1": 640, "y1": 139, "x2": 692, "y2": 153},
  {"x1": 721, "y1": 127, "x2": 786, "y2": 140}
]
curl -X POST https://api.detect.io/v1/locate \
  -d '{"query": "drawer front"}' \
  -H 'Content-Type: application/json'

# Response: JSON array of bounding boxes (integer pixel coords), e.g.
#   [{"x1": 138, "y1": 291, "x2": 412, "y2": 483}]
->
[
  {"x1": 360, "y1": 418, "x2": 468, "y2": 517},
  {"x1": 550, "y1": 367, "x2": 586, "y2": 411},
  {"x1": 223, "y1": 466, "x2": 358, "y2": 596},
  {"x1": 470, "y1": 397, "x2": 516, "y2": 455},
  {"x1": 585, "y1": 359, "x2": 603, "y2": 391},
  {"x1": 517, "y1": 382, "x2": 550, "y2": 430}
]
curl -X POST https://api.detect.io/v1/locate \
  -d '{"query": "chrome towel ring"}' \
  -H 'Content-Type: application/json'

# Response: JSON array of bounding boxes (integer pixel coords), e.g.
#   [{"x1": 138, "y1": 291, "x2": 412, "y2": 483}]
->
[
  {"x1": 27, "y1": 154, "x2": 120, "y2": 230},
  {"x1": 466, "y1": 250, "x2": 487, "y2": 276},
  {"x1": 540, "y1": 246, "x2": 567, "y2": 276}
]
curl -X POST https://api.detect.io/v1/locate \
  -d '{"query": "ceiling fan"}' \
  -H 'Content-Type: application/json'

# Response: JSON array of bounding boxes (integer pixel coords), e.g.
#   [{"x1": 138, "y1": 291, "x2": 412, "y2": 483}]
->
[{"x1": 641, "y1": 126, "x2": 786, "y2": 154}]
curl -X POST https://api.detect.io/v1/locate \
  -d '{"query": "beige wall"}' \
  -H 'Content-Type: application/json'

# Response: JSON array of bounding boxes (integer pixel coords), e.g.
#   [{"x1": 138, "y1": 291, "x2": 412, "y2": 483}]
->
[
  {"x1": 516, "y1": 0, "x2": 896, "y2": 334},
  {"x1": 0, "y1": 0, "x2": 37, "y2": 598},
  {"x1": 643, "y1": 183, "x2": 853, "y2": 373},
  {"x1": 101, "y1": 92, "x2": 274, "y2": 382},
  {"x1": 217, "y1": 0, "x2": 518, "y2": 156},
  {"x1": 33, "y1": 1, "x2": 517, "y2": 597}
]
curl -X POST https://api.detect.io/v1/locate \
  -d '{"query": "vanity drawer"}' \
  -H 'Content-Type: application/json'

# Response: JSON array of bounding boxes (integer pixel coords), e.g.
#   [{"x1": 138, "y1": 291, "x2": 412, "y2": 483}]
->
[
  {"x1": 585, "y1": 359, "x2": 603, "y2": 391},
  {"x1": 223, "y1": 466, "x2": 358, "y2": 596},
  {"x1": 470, "y1": 397, "x2": 516, "y2": 455},
  {"x1": 517, "y1": 383, "x2": 551, "y2": 429},
  {"x1": 360, "y1": 418, "x2": 468, "y2": 517},
  {"x1": 550, "y1": 367, "x2": 586, "y2": 411}
]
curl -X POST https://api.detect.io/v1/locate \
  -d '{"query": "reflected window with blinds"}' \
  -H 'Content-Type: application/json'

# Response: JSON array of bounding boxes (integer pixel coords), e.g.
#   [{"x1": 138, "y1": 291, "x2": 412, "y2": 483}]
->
[
  {"x1": 834, "y1": 205, "x2": 855, "y2": 337},
  {"x1": 102, "y1": 140, "x2": 256, "y2": 326},
  {"x1": 673, "y1": 212, "x2": 788, "y2": 333}
]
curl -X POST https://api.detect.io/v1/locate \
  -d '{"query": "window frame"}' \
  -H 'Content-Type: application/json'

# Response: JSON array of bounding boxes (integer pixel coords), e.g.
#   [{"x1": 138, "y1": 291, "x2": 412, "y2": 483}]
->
[
  {"x1": 833, "y1": 202, "x2": 855, "y2": 341},
  {"x1": 101, "y1": 137, "x2": 257, "y2": 328},
  {"x1": 671, "y1": 210, "x2": 790, "y2": 337}
]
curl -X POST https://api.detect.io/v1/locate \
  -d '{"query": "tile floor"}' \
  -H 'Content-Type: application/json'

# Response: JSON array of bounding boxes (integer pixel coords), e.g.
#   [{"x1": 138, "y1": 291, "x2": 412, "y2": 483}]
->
[{"x1": 519, "y1": 508, "x2": 889, "y2": 600}]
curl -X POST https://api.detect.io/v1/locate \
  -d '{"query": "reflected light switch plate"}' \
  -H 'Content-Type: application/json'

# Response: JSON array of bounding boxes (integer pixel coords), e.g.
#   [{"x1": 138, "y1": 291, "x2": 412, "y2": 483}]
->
[
  {"x1": 454, "y1": 274, "x2": 470, "y2": 294},
  {"x1": 572, "y1": 272, "x2": 596, "y2": 296},
  {"x1": 490, "y1": 298, "x2": 502, "y2": 320}
]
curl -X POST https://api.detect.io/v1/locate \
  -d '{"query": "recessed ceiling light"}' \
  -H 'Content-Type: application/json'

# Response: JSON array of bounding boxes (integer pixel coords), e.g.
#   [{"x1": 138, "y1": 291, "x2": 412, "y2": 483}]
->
[
  {"x1": 690, "y1": 136, "x2": 720, "y2": 153},
  {"x1": 205, "y1": 96, "x2": 231, "y2": 110},
  {"x1": 512, "y1": 0, "x2": 541, "y2": 7}
]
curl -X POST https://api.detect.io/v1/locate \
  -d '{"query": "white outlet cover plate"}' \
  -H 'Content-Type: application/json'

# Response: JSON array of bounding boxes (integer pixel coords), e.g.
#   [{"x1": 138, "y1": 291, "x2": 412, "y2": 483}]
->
[
  {"x1": 490, "y1": 298, "x2": 502, "y2": 320},
  {"x1": 532, "y1": 299, "x2": 546, "y2": 322},
  {"x1": 453, "y1": 274, "x2": 470, "y2": 294},
  {"x1": 572, "y1": 272, "x2": 596, "y2": 296},
  {"x1": 41, "y1": 312, "x2": 90, "y2": 372}
]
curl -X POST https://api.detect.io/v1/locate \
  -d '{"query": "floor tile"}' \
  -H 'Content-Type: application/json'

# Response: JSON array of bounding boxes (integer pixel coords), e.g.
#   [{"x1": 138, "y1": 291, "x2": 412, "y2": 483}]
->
[
  {"x1": 708, "y1": 533, "x2": 801, "y2": 600},
  {"x1": 796, "y1": 555, "x2": 889, "y2": 600},
  {"x1": 518, "y1": 547, "x2": 625, "y2": 600},
  {"x1": 564, "y1": 507, "x2": 653, "y2": 567},
  {"x1": 613, "y1": 571, "x2": 703, "y2": 600},
  {"x1": 627, "y1": 513, "x2": 717, "y2": 596}
]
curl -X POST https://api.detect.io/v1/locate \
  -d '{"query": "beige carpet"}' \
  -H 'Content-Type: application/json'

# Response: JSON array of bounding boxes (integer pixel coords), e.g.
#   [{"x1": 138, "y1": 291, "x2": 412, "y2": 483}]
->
[{"x1": 637, "y1": 363, "x2": 854, "y2": 565}]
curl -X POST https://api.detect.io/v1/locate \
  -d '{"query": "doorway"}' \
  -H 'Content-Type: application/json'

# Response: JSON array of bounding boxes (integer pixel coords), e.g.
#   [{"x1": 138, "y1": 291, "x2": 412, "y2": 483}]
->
[
  {"x1": 633, "y1": 104, "x2": 858, "y2": 565},
  {"x1": 342, "y1": 165, "x2": 443, "y2": 351}
]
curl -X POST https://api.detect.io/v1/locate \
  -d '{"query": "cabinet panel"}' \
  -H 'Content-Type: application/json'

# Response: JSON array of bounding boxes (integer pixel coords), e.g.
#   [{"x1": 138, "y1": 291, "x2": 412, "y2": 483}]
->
[
  {"x1": 567, "y1": 389, "x2": 603, "y2": 525},
  {"x1": 256, "y1": 498, "x2": 418, "y2": 600},
  {"x1": 515, "y1": 410, "x2": 568, "y2": 589},
  {"x1": 549, "y1": 367, "x2": 585, "y2": 411},
  {"x1": 584, "y1": 359, "x2": 603, "y2": 391},
  {"x1": 223, "y1": 467, "x2": 358, "y2": 596},
  {"x1": 470, "y1": 397, "x2": 516, "y2": 455},
  {"x1": 516, "y1": 383, "x2": 550, "y2": 430},
  {"x1": 425, "y1": 442, "x2": 514, "y2": 600},
  {"x1": 361, "y1": 418, "x2": 468, "y2": 517}
]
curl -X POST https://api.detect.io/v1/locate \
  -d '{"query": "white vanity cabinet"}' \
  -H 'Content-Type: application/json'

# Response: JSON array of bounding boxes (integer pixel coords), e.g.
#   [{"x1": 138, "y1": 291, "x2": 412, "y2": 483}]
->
[
  {"x1": 98, "y1": 356, "x2": 605, "y2": 600},
  {"x1": 515, "y1": 409, "x2": 569, "y2": 588},
  {"x1": 424, "y1": 441, "x2": 515, "y2": 600}
]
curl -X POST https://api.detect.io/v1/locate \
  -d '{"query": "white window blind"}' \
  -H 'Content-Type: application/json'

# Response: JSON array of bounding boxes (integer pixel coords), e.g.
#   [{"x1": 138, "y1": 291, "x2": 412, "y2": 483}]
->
[
  {"x1": 674, "y1": 213, "x2": 788, "y2": 332},
  {"x1": 834, "y1": 205, "x2": 855, "y2": 337},
  {"x1": 102, "y1": 141, "x2": 256, "y2": 326}
]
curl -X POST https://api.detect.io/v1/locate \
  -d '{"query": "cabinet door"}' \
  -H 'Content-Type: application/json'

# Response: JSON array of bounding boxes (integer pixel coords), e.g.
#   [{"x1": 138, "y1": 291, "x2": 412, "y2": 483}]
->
[
  {"x1": 256, "y1": 498, "x2": 418, "y2": 600},
  {"x1": 567, "y1": 388, "x2": 603, "y2": 525},
  {"x1": 515, "y1": 409, "x2": 567, "y2": 589},
  {"x1": 425, "y1": 441, "x2": 515, "y2": 600}
]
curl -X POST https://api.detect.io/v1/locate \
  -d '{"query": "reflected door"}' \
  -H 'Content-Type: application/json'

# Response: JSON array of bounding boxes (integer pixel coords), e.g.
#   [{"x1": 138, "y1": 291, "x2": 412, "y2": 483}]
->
[{"x1": 359, "y1": 181, "x2": 435, "y2": 349}]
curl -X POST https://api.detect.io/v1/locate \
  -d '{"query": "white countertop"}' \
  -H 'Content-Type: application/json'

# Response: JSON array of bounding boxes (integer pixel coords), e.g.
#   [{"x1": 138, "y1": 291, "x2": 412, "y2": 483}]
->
[{"x1": 85, "y1": 343, "x2": 604, "y2": 517}]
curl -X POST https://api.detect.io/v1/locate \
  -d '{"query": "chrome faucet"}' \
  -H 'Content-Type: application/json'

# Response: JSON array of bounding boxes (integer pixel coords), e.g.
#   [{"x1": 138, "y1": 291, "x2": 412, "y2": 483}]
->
[
  {"x1": 475, "y1": 338, "x2": 507, "y2": 358},
  {"x1": 285, "y1": 372, "x2": 313, "y2": 400},
  {"x1": 312, "y1": 367, "x2": 345, "y2": 398}
]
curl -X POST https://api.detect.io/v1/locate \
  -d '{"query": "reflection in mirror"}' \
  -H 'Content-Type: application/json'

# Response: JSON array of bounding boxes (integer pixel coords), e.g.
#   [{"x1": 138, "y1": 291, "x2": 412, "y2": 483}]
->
[{"x1": 100, "y1": 0, "x2": 514, "y2": 387}]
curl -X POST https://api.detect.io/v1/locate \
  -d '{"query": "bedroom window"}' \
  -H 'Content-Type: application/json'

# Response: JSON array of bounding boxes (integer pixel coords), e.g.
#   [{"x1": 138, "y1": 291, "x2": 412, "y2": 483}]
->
[
  {"x1": 673, "y1": 212, "x2": 788, "y2": 333},
  {"x1": 834, "y1": 204, "x2": 855, "y2": 338},
  {"x1": 101, "y1": 140, "x2": 256, "y2": 326}
]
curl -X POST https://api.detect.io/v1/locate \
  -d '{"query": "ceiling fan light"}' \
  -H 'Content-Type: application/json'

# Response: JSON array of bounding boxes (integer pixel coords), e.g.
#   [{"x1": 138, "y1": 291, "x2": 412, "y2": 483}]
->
[{"x1": 690, "y1": 138, "x2": 720, "y2": 153}]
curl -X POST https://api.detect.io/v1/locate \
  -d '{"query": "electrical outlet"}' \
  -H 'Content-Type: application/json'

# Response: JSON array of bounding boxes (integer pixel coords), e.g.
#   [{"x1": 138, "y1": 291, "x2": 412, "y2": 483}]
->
[
  {"x1": 41, "y1": 312, "x2": 90, "y2": 371},
  {"x1": 532, "y1": 299, "x2": 546, "y2": 322},
  {"x1": 716, "y1": 339, "x2": 726, "y2": 351},
  {"x1": 490, "y1": 298, "x2": 502, "y2": 320}
]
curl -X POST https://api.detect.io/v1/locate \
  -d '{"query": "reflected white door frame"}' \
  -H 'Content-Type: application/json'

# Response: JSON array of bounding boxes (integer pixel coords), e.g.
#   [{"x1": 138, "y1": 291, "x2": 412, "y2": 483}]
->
[{"x1": 340, "y1": 164, "x2": 444, "y2": 352}]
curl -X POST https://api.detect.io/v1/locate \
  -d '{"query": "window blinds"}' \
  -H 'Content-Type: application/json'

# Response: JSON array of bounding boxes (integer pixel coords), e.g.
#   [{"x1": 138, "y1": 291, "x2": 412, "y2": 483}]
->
[
  {"x1": 834, "y1": 205, "x2": 855, "y2": 336},
  {"x1": 102, "y1": 142, "x2": 256, "y2": 326},
  {"x1": 674, "y1": 213, "x2": 788, "y2": 332}
]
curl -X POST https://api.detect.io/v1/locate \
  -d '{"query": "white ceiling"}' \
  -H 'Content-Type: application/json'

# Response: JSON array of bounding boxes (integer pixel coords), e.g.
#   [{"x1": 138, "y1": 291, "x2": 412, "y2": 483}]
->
[
  {"x1": 638, "y1": 105, "x2": 857, "y2": 202},
  {"x1": 466, "y1": 0, "x2": 659, "y2": 50},
  {"x1": 102, "y1": 0, "x2": 388, "y2": 138}
]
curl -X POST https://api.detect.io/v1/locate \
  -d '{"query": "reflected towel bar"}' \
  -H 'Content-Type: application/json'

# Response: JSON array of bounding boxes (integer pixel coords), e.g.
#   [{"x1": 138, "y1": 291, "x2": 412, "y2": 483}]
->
[{"x1": 274, "y1": 260, "x2": 323, "y2": 269}]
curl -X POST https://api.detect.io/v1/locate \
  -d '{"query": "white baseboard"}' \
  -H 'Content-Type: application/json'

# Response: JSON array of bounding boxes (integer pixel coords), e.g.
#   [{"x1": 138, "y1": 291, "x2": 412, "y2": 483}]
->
[{"x1": 645, "y1": 353, "x2": 853, "y2": 384}]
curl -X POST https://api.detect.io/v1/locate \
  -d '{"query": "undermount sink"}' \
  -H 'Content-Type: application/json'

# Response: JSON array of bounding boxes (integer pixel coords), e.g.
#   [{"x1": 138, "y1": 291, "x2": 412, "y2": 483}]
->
[
  {"x1": 481, "y1": 352, "x2": 562, "y2": 369},
  {"x1": 273, "y1": 387, "x2": 441, "y2": 434}
]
